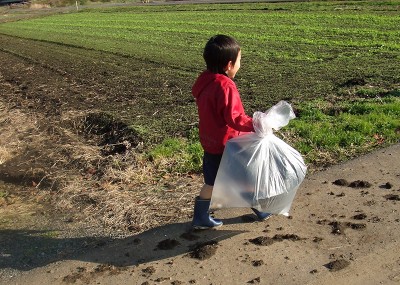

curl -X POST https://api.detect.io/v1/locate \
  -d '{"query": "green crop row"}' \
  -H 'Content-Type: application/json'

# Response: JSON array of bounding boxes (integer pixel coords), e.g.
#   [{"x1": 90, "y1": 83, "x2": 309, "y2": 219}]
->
[{"x1": 0, "y1": 2, "x2": 399, "y2": 68}]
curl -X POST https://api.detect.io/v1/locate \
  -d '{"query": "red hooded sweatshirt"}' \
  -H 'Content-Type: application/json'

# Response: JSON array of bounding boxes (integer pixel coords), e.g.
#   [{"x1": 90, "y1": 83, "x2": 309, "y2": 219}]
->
[{"x1": 192, "y1": 70, "x2": 254, "y2": 154}]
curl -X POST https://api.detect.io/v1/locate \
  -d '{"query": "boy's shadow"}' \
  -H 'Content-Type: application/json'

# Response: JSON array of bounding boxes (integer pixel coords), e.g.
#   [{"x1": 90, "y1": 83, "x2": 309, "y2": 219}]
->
[
  {"x1": 84, "y1": 212, "x2": 259, "y2": 267},
  {"x1": 78, "y1": 220, "x2": 247, "y2": 267},
  {"x1": 0, "y1": 219, "x2": 248, "y2": 271}
]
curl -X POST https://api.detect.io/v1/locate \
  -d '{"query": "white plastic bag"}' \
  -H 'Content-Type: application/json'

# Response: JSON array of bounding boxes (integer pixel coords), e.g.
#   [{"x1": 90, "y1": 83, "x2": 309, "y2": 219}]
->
[{"x1": 210, "y1": 101, "x2": 307, "y2": 215}]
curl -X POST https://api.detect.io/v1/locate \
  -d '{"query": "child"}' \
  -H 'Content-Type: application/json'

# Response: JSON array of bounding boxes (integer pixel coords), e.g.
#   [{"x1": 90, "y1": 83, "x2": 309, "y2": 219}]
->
[{"x1": 191, "y1": 35, "x2": 271, "y2": 229}]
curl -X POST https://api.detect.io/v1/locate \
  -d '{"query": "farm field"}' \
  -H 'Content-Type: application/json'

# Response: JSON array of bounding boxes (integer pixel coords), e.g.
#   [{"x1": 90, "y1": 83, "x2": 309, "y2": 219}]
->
[
  {"x1": 0, "y1": 1, "x2": 399, "y2": 165},
  {"x1": 0, "y1": 1, "x2": 399, "y2": 283}
]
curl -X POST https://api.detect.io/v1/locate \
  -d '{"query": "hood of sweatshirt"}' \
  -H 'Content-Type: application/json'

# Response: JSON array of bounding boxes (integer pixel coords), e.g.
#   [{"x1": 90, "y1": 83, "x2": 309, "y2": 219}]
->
[{"x1": 192, "y1": 70, "x2": 228, "y2": 99}]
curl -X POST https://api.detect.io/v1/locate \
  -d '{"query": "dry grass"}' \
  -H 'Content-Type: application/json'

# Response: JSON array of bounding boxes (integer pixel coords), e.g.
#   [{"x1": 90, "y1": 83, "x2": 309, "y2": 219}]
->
[
  {"x1": 0, "y1": 102, "x2": 200, "y2": 236},
  {"x1": 0, "y1": 101, "x2": 36, "y2": 165},
  {"x1": 57, "y1": 171, "x2": 199, "y2": 235},
  {"x1": 55, "y1": 149, "x2": 200, "y2": 235},
  {"x1": 55, "y1": 111, "x2": 201, "y2": 235},
  {"x1": 0, "y1": 146, "x2": 12, "y2": 165}
]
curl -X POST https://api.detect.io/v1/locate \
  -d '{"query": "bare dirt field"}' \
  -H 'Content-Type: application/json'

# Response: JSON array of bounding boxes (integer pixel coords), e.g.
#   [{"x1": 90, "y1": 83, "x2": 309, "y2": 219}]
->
[{"x1": 0, "y1": 23, "x2": 399, "y2": 284}]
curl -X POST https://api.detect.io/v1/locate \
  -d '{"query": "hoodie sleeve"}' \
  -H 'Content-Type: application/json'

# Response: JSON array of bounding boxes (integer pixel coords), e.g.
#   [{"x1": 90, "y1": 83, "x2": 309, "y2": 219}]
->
[{"x1": 220, "y1": 82, "x2": 254, "y2": 132}]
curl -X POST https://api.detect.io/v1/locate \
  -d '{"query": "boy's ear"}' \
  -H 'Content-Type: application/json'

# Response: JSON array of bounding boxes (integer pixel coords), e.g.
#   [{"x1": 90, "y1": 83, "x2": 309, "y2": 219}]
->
[{"x1": 224, "y1": 61, "x2": 233, "y2": 72}]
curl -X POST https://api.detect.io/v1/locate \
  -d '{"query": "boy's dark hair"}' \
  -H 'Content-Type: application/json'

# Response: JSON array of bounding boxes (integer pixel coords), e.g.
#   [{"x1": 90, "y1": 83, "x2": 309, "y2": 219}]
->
[{"x1": 203, "y1": 35, "x2": 241, "y2": 75}]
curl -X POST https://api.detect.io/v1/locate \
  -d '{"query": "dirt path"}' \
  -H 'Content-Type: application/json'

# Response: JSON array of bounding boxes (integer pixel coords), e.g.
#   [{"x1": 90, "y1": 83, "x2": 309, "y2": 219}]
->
[{"x1": 1, "y1": 143, "x2": 398, "y2": 285}]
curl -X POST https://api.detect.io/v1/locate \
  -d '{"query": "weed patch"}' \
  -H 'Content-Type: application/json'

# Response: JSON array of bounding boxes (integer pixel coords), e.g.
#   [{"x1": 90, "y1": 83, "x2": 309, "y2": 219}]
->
[{"x1": 288, "y1": 96, "x2": 400, "y2": 169}]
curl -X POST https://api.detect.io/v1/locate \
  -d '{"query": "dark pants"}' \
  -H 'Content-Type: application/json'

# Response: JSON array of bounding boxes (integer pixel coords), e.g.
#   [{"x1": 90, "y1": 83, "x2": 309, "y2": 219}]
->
[{"x1": 202, "y1": 152, "x2": 222, "y2": 186}]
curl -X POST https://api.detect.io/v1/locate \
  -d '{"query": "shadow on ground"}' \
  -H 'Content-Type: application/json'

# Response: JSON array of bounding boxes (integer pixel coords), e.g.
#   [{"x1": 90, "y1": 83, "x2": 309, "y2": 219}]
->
[{"x1": 0, "y1": 219, "x2": 248, "y2": 271}]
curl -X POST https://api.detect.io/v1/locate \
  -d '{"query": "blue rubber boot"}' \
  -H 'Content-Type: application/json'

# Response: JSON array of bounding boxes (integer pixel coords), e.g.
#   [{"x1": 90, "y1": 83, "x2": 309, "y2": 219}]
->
[
  {"x1": 251, "y1": 208, "x2": 272, "y2": 221},
  {"x1": 192, "y1": 197, "x2": 223, "y2": 229}
]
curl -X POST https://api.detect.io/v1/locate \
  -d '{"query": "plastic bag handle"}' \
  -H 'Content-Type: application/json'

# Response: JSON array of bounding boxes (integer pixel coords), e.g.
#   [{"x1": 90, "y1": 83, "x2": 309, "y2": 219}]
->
[{"x1": 253, "y1": 101, "x2": 296, "y2": 137}]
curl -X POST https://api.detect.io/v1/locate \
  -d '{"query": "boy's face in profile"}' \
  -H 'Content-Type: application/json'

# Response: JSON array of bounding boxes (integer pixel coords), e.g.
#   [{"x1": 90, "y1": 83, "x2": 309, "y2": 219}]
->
[{"x1": 225, "y1": 50, "x2": 241, "y2": 79}]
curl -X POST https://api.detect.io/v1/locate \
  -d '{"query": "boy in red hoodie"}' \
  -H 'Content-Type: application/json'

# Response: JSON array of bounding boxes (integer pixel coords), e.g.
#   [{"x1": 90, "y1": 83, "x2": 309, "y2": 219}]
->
[{"x1": 191, "y1": 35, "x2": 271, "y2": 229}]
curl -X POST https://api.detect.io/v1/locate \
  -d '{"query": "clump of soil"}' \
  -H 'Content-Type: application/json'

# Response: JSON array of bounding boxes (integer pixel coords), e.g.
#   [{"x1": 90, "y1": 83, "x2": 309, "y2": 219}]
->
[
  {"x1": 252, "y1": 260, "x2": 264, "y2": 267},
  {"x1": 347, "y1": 222, "x2": 366, "y2": 230},
  {"x1": 316, "y1": 219, "x2": 329, "y2": 225},
  {"x1": 329, "y1": 221, "x2": 366, "y2": 234},
  {"x1": 249, "y1": 234, "x2": 303, "y2": 246},
  {"x1": 273, "y1": 234, "x2": 303, "y2": 241},
  {"x1": 248, "y1": 277, "x2": 261, "y2": 283},
  {"x1": 94, "y1": 264, "x2": 126, "y2": 275},
  {"x1": 249, "y1": 236, "x2": 274, "y2": 246},
  {"x1": 384, "y1": 194, "x2": 400, "y2": 201},
  {"x1": 325, "y1": 259, "x2": 350, "y2": 271},
  {"x1": 329, "y1": 221, "x2": 347, "y2": 235},
  {"x1": 349, "y1": 180, "x2": 371, "y2": 188},
  {"x1": 369, "y1": 216, "x2": 381, "y2": 223},
  {"x1": 189, "y1": 241, "x2": 218, "y2": 260},
  {"x1": 333, "y1": 179, "x2": 349, "y2": 186},
  {"x1": 353, "y1": 213, "x2": 367, "y2": 220},
  {"x1": 156, "y1": 238, "x2": 181, "y2": 250},
  {"x1": 333, "y1": 179, "x2": 371, "y2": 188},
  {"x1": 142, "y1": 266, "x2": 156, "y2": 275},
  {"x1": 380, "y1": 182, "x2": 393, "y2": 189}
]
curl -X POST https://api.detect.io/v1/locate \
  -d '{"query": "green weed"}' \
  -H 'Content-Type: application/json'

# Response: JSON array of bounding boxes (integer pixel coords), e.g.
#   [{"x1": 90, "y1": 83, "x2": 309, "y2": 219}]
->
[
  {"x1": 147, "y1": 129, "x2": 203, "y2": 173},
  {"x1": 288, "y1": 96, "x2": 400, "y2": 167}
]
